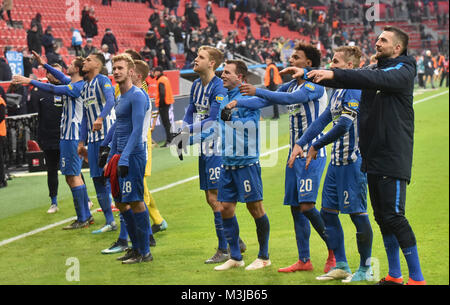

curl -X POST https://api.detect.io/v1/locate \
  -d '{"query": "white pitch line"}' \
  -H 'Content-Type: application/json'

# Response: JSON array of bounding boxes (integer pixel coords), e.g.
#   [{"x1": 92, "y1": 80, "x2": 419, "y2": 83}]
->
[
  {"x1": 0, "y1": 145, "x2": 290, "y2": 247},
  {"x1": 0, "y1": 90, "x2": 447, "y2": 247}
]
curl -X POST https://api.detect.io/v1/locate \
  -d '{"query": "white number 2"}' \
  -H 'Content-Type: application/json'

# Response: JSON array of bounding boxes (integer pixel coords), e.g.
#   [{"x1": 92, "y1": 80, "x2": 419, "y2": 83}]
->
[{"x1": 343, "y1": 191, "x2": 350, "y2": 205}]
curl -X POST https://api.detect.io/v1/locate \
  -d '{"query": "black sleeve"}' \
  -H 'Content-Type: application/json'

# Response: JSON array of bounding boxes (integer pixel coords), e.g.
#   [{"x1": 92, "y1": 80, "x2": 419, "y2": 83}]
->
[
  {"x1": 0, "y1": 103, "x2": 6, "y2": 124},
  {"x1": 158, "y1": 82, "x2": 166, "y2": 106}
]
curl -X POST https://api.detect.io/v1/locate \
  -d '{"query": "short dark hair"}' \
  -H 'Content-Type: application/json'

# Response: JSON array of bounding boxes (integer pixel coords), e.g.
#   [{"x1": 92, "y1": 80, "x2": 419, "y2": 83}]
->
[
  {"x1": 225, "y1": 59, "x2": 248, "y2": 78},
  {"x1": 383, "y1": 25, "x2": 409, "y2": 54},
  {"x1": 294, "y1": 43, "x2": 321, "y2": 67},
  {"x1": 125, "y1": 48, "x2": 142, "y2": 61},
  {"x1": 73, "y1": 56, "x2": 86, "y2": 76},
  {"x1": 91, "y1": 52, "x2": 106, "y2": 66}
]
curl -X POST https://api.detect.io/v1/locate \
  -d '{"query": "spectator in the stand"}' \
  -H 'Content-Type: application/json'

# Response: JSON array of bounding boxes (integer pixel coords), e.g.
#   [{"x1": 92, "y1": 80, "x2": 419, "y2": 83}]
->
[
  {"x1": 185, "y1": 1, "x2": 200, "y2": 28},
  {"x1": 173, "y1": 21, "x2": 185, "y2": 54},
  {"x1": 101, "y1": 28, "x2": 119, "y2": 55},
  {"x1": 82, "y1": 6, "x2": 98, "y2": 38},
  {"x1": 145, "y1": 30, "x2": 158, "y2": 50},
  {"x1": 41, "y1": 26, "x2": 55, "y2": 55},
  {"x1": 0, "y1": 0, "x2": 14, "y2": 27},
  {"x1": 30, "y1": 13, "x2": 43, "y2": 38},
  {"x1": 260, "y1": 21, "x2": 270, "y2": 40},
  {"x1": 101, "y1": 0, "x2": 112, "y2": 5},
  {"x1": 101, "y1": 44, "x2": 113, "y2": 75},
  {"x1": 27, "y1": 24, "x2": 42, "y2": 55},
  {"x1": 46, "y1": 45, "x2": 68, "y2": 70},
  {"x1": 229, "y1": 4, "x2": 236, "y2": 24},
  {"x1": 71, "y1": 27, "x2": 83, "y2": 56},
  {"x1": 0, "y1": 50, "x2": 12, "y2": 81},
  {"x1": 205, "y1": 1, "x2": 213, "y2": 19},
  {"x1": 81, "y1": 38, "x2": 98, "y2": 58},
  {"x1": 21, "y1": 48, "x2": 33, "y2": 77}
]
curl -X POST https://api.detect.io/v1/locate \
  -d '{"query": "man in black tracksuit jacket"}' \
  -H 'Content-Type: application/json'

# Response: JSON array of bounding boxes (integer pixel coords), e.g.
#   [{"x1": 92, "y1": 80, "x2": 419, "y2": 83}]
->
[{"x1": 305, "y1": 26, "x2": 425, "y2": 285}]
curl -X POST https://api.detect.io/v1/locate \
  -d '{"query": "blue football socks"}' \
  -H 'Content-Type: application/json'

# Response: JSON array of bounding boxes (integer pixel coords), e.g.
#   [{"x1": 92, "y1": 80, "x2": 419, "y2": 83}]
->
[
  {"x1": 255, "y1": 214, "x2": 270, "y2": 260},
  {"x1": 71, "y1": 185, "x2": 85, "y2": 222},
  {"x1": 118, "y1": 213, "x2": 128, "y2": 241},
  {"x1": 291, "y1": 207, "x2": 311, "y2": 262},
  {"x1": 134, "y1": 209, "x2": 151, "y2": 256},
  {"x1": 321, "y1": 209, "x2": 347, "y2": 263},
  {"x1": 382, "y1": 234, "x2": 402, "y2": 279},
  {"x1": 51, "y1": 195, "x2": 57, "y2": 206},
  {"x1": 402, "y1": 245, "x2": 425, "y2": 282},
  {"x1": 121, "y1": 209, "x2": 138, "y2": 250},
  {"x1": 93, "y1": 177, "x2": 114, "y2": 225},
  {"x1": 214, "y1": 211, "x2": 228, "y2": 251},
  {"x1": 303, "y1": 207, "x2": 330, "y2": 248},
  {"x1": 350, "y1": 214, "x2": 373, "y2": 268},
  {"x1": 223, "y1": 215, "x2": 242, "y2": 261}
]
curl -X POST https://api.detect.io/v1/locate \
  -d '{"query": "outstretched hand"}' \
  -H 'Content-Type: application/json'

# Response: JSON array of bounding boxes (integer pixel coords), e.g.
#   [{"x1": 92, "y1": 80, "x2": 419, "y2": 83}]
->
[
  {"x1": 279, "y1": 67, "x2": 305, "y2": 79},
  {"x1": 306, "y1": 70, "x2": 334, "y2": 83},
  {"x1": 32, "y1": 50, "x2": 46, "y2": 66},
  {"x1": 239, "y1": 83, "x2": 256, "y2": 96}
]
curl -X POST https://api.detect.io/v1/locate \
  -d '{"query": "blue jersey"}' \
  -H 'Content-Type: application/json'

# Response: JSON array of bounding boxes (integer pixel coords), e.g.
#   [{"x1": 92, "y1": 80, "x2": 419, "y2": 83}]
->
[
  {"x1": 30, "y1": 78, "x2": 84, "y2": 141},
  {"x1": 184, "y1": 76, "x2": 227, "y2": 133},
  {"x1": 219, "y1": 86, "x2": 260, "y2": 166},
  {"x1": 110, "y1": 85, "x2": 149, "y2": 167},
  {"x1": 81, "y1": 74, "x2": 116, "y2": 143},
  {"x1": 328, "y1": 89, "x2": 361, "y2": 165},
  {"x1": 236, "y1": 79, "x2": 328, "y2": 158}
]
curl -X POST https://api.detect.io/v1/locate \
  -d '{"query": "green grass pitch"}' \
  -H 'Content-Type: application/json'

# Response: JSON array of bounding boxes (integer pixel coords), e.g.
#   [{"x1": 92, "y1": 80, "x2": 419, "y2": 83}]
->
[{"x1": 0, "y1": 88, "x2": 448, "y2": 285}]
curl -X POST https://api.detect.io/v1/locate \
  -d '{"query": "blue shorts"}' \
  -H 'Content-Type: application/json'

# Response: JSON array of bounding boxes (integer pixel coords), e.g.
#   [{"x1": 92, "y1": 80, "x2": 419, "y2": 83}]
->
[
  {"x1": 87, "y1": 141, "x2": 103, "y2": 178},
  {"x1": 198, "y1": 154, "x2": 222, "y2": 191},
  {"x1": 218, "y1": 162, "x2": 263, "y2": 203},
  {"x1": 283, "y1": 156, "x2": 327, "y2": 206},
  {"x1": 322, "y1": 159, "x2": 368, "y2": 214},
  {"x1": 59, "y1": 139, "x2": 82, "y2": 176},
  {"x1": 118, "y1": 152, "x2": 146, "y2": 203}
]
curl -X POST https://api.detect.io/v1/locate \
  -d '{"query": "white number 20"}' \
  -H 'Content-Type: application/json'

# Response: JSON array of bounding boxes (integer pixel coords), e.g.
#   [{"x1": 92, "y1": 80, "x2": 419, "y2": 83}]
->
[{"x1": 299, "y1": 179, "x2": 312, "y2": 192}]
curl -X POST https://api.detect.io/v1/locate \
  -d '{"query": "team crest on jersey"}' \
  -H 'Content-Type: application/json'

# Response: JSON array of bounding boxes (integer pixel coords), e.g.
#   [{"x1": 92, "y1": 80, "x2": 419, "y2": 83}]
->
[
  {"x1": 104, "y1": 84, "x2": 111, "y2": 88},
  {"x1": 68, "y1": 84, "x2": 73, "y2": 90},
  {"x1": 216, "y1": 95, "x2": 224, "y2": 102}
]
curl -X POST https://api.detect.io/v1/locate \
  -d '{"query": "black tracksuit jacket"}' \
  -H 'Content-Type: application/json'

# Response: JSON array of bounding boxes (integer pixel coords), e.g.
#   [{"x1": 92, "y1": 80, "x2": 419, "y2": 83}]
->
[{"x1": 316, "y1": 53, "x2": 416, "y2": 182}]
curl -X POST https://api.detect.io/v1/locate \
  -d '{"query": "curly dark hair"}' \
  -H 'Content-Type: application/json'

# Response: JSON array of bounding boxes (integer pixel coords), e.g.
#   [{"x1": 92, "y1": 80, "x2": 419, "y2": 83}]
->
[{"x1": 294, "y1": 43, "x2": 322, "y2": 68}]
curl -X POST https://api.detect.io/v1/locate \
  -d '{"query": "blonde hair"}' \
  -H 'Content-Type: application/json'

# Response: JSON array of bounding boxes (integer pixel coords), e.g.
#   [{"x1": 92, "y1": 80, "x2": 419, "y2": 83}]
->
[
  {"x1": 134, "y1": 60, "x2": 150, "y2": 82},
  {"x1": 198, "y1": 45, "x2": 224, "y2": 71},
  {"x1": 334, "y1": 46, "x2": 362, "y2": 68},
  {"x1": 112, "y1": 53, "x2": 136, "y2": 70}
]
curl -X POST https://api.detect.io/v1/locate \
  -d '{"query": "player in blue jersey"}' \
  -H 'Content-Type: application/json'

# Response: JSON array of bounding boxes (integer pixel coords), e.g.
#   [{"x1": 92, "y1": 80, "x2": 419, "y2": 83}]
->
[
  {"x1": 12, "y1": 54, "x2": 93, "y2": 229},
  {"x1": 106, "y1": 53, "x2": 152, "y2": 264},
  {"x1": 213, "y1": 59, "x2": 271, "y2": 271},
  {"x1": 78, "y1": 52, "x2": 116, "y2": 234},
  {"x1": 100, "y1": 58, "x2": 157, "y2": 254},
  {"x1": 226, "y1": 43, "x2": 336, "y2": 273},
  {"x1": 287, "y1": 46, "x2": 374, "y2": 282},
  {"x1": 175, "y1": 46, "x2": 246, "y2": 264}
]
